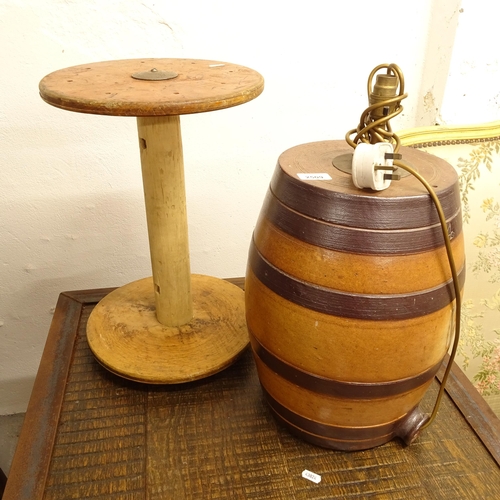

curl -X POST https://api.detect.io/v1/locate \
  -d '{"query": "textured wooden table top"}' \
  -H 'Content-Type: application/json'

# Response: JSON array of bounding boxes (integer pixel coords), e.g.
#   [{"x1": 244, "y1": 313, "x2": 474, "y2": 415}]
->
[
  {"x1": 5, "y1": 280, "x2": 500, "y2": 499},
  {"x1": 38, "y1": 58, "x2": 264, "y2": 116}
]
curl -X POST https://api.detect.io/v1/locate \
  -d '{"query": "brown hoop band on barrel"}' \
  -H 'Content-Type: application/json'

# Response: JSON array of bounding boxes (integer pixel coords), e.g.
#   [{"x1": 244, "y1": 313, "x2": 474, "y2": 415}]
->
[
  {"x1": 268, "y1": 409, "x2": 391, "y2": 450},
  {"x1": 270, "y1": 164, "x2": 461, "y2": 229},
  {"x1": 264, "y1": 393, "x2": 428, "y2": 450},
  {"x1": 262, "y1": 386, "x2": 415, "y2": 440},
  {"x1": 251, "y1": 335, "x2": 443, "y2": 399},
  {"x1": 249, "y1": 241, "x2": 465, "y2": 320},
  {"x1": 263, "y1": 190, "x2": 463, "y2": 255}
]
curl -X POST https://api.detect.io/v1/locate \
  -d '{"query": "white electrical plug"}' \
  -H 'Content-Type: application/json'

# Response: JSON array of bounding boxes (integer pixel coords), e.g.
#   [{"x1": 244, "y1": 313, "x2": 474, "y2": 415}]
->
[{"x1": 352, "y1": 142, "x2": 395, "y2": 191}]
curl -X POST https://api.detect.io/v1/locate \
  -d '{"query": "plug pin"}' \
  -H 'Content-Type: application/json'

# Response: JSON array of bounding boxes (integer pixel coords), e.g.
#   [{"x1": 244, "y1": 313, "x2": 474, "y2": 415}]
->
[
  {"x1": 384, "y1": 173, "x2": 401, "y2": 181},
  {"x1": 384, "y1": 153, "x2": 403, "y2": 160}
]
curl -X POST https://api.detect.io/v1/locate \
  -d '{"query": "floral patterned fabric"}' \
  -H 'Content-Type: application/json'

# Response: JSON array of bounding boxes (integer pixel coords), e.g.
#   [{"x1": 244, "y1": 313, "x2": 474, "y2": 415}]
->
[{"x1": 410, "y1": 136, "x2": 500, "y2": 403}]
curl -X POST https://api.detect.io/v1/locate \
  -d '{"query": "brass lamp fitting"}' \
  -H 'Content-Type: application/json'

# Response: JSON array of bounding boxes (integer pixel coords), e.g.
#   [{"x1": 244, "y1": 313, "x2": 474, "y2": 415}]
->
[
  {"x1": 345, "y1": 63, "x2": 408, "y2": 152},
  {"x1": 369, "y1": 73, "x2": 399, "y2": 119}
]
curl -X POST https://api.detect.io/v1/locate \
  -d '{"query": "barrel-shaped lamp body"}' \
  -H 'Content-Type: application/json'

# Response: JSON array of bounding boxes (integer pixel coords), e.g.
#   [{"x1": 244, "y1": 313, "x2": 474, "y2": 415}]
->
[{"x1": 245, "y1": 140, "x2": 465, "y2": 451}]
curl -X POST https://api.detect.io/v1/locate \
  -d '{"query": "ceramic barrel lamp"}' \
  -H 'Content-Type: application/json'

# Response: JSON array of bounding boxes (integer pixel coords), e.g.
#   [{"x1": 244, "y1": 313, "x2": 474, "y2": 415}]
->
[
  {"x1": 39, "y1": 58, "x2": 263, "y2": 383},
  {"x1": 245, "y1": 64, "x2": 464, "y2": 450}
]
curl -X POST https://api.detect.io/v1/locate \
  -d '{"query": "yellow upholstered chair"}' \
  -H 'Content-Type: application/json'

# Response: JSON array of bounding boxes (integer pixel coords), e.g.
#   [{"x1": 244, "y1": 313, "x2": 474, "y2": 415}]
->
[{"x1": 400, "y1": 121, "x2": 500, "y2": 415}]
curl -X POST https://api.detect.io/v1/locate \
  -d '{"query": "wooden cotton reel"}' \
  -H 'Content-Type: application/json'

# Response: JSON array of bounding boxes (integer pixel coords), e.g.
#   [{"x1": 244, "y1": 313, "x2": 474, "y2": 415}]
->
[
  {"x1": 245, "y1": 140, "x2": 465, "y2": 450},
  {"x1": 39, "y1": 58, "x2": 264, "y2": 383}
]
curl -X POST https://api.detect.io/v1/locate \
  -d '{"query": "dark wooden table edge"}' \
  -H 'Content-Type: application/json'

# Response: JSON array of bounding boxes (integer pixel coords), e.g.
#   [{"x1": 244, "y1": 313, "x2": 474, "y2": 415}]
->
[
  {"x1": 4, "y1": 278, "x2": 500, "y2": 499},
  {"x1": 436, "y1": 354, "x2": 500, "y2": 464},
  {"x1": 4, "y1": 292, "x2": 85, "y2": 499}
]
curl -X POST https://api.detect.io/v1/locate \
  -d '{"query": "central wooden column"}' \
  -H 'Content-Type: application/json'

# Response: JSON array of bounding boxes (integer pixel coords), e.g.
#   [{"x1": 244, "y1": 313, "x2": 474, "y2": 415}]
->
[{"x1": 138, "y1": 115, "x2": 192, "y2": 327}]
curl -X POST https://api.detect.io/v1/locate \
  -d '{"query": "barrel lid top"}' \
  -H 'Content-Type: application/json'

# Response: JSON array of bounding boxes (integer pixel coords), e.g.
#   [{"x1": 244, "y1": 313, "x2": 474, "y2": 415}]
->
[
  {"x1": 278, "y1": 140, "x2": 457, "y2": 197},
  {"x1": 273, "y1": 140, "x2": 460, "y2": 230},
  {"x1": 39, "y1": 58, "x2": 264, "y2": 117}
]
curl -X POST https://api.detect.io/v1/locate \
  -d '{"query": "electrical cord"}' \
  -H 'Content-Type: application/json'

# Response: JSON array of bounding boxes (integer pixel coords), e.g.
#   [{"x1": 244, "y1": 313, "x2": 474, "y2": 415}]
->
[
  {"x1": 346, "y1": 63, "x2": 462, "y2": 431},
  {"x1": 392, "y1": 159, "x2": 462, "y2": 430}
]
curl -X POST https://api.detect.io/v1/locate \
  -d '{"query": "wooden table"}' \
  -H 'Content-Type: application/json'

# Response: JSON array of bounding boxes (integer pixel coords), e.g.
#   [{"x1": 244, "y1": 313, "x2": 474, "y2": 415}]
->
[{"x1": 4, "y1": 280, "x2": 500, "y2": 499}]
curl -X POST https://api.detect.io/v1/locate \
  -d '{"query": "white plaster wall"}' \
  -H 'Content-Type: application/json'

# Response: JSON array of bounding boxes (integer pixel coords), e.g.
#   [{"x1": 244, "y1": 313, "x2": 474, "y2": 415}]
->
[
  {"x1": 440, "y1": 0, "x2": 500, "y2": 124},
  {"x1": 0, "y1": 0, "x2": 460, "y2": 414}
]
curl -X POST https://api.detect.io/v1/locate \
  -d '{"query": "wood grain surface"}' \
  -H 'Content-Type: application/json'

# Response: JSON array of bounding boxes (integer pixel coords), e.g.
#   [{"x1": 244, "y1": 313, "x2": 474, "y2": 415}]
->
[
  {"x1": 38, "y1": 58, "x2": 264, "y2": 116},
  {"x1": 4, "y1": 281, "x2": 500, "y2": 499},
  {"x1": 86, "y1": 275, "x2": 249, "y2": 384}
]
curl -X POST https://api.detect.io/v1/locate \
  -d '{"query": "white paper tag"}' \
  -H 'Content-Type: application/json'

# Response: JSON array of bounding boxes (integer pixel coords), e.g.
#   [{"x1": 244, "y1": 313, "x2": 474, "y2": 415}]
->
[
  {"x1": 302, "y1": 469, "x2": 321, "y2": 484},
  {"x1": 297, "y1": 173, "x2": 332, "y2": 181}
]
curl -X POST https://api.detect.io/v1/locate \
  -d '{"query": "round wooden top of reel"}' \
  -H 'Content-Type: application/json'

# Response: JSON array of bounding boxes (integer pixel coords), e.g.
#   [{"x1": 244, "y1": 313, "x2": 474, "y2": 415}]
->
[{"x1": 39, "y1": 58, "x2": 264, "y2": 116}]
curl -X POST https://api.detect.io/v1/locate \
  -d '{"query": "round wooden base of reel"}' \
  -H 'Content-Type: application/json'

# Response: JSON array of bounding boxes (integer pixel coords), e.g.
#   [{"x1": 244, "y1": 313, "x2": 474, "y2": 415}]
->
[{"x1": 87, "y1": 274, "x2": 248, "y2": 384}]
